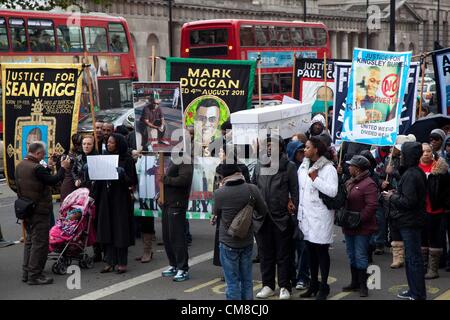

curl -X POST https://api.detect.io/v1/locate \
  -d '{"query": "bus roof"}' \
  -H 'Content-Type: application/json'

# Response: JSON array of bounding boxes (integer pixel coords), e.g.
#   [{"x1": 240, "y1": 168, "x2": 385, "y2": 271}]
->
[
  {"x1": 0, "y1": 8, "x2": 126, "y2": 23},
  {"x1": 183, "y1": 19, "x2": 327, "y2": 28}
]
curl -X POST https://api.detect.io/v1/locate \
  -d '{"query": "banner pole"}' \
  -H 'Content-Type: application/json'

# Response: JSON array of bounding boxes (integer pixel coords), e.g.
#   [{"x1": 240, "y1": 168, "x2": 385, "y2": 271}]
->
[
  {"x1": 151, "y1": 45, "x2": 156, "y2": 82},
  {"x1": 418, "y1": 55, "x2": 426, "y2": 119},
  {"x1": 291, "y1": 52, "x2": 296, "y2": 98},
  {"x1": 324, "y1": 52, "x2": 328, "y2": 128},
  {"x1": 338, "y1": 140, "x2": 344, "y2": 167},
  {"x1": 159, "y1": 153, "x2": 165, "y2": 204},
  {"x1": 258, "y1": 53, "x2": 262, "y2": 108},
  {"x1": 21, "y1": 222, "x2": 26, "y2": 243},
  {"x1": 83, "y1": 54, "x2": 98, "y2": 152},
  {"x1": 385, "y1": 150, "x2": 394, "y2": 182}
]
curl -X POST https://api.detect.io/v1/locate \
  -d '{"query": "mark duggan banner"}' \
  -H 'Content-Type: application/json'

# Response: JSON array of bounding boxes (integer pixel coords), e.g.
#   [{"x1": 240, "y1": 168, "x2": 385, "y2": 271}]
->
[
  {"x1": 341, "y1": 49, "x2": 412, "y2": 146},
  {"x1": 1, "y1": 63, "x2": 82, "y2": 191},
  {"x1": 432, "y1": 47, "x2": 450, "y2": 116}
]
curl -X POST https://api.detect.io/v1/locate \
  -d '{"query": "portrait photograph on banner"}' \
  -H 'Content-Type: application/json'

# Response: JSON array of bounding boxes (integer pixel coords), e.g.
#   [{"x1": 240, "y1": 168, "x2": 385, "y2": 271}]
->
[
  {"x1": 1, "y1": 63, "x2": 83, "y2": 192},
  {"x1": 132, "y1": 81, "x2": 184, "y2": 153},
  {"x1": 341, "y1": 48, "x2": 412, "y2": 146},
  {"x1": 166, "y1": 57, "x2": 256, "y2": 157}
]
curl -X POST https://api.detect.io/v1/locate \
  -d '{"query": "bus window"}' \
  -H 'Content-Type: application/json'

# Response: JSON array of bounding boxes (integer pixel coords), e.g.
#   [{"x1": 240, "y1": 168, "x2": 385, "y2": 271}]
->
[
  {"x1": 280, "y1": 73, "x2": 292, "y2": 93},
  {"x1": 315, "y1": 28, "x2": 327, "y2": 46},
  {"x1": 268, "y1": 26, "x2": 277, "y2": 46},
  {"x1": 240, "y1": 25, "x2": 255, "y2": 47},
  {"x1": 85, "y1": 27, "x2": 108, "y2": 52},
  {"x1": 303, "y1": 27, "x2": 316, "y2": 46},
  {"x1": 290, "y1": 27, "x2": 304, "y2": 46},
  {"x1": 255, "y1": 25, "x2": 269, "y2": 46},
  {"x1": 109, "y1": 23, "x2": 129, "y2": 53},
  {"x1": 276, "y1": 27, "x2": 291, "y2": 46},
  {"x1": 9, "y1": 18, "x2": 27, "y2": 52},
  {"x1": 28, "y1": 19, "x2": 56, "y2": 52},
  {"x1": 57, "y1": 26, "x2": 83, "y2": 52},
  {"x1": 190, "y1": 29, "x2": 228, "y2": 45},
  {"x1": 0, "y1": 18, "x2": 8, "y2": 51},
  {"x1": 261, "y1": 74, "x2": 275, "y2": 94}
]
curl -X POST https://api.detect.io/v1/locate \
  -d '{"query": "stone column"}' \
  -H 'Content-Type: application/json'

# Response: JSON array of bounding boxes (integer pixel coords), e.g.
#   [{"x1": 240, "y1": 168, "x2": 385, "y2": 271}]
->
[
  {"x1": 341, "y1": 32, "x2": 349, "y2": 60},
  {"x1": 352, "y1": 32, "x2": 359, "y2": 52},
  {"x1": 330, "y1": 31, "x2": 338, "y2": 59}
]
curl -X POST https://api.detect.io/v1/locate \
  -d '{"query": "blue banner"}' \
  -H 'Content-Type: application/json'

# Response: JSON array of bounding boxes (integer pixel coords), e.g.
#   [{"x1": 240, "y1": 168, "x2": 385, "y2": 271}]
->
[
  {"x1": 247, "y1": 51, "x2": 317, "y2": 69},
  {"x1": 399, "y1": 62, "x2": 419, "y2": 134},
  {"x1": 332, "y1": 62, "x2": 351, "y2": 143},
  {"x1": 432, "y1": 47, "x2": 450, "y2": 116},
  {"x1": 341, "y1": 48, "x2": 412, "y2": 146}
]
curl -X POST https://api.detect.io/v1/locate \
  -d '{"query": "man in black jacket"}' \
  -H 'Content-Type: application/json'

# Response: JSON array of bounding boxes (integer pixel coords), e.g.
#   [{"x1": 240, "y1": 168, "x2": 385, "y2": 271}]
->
[
  {"x1": 252, "y1": 136, "x2": 299, "y2": 300},
  {"x1": 16, "y1": 142, "x2": 70, "y2": 285},
  {"x1": 159, "y1": 154, "x2": 193, "y2": 282},
  {"x1": 383, "y1": 141, "x2": 427, "y2": 300}
]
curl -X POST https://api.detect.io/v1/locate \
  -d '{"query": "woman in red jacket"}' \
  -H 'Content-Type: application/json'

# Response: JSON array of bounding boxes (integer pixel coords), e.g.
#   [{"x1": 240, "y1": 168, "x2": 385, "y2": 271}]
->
[
  {"x1": 341, "y1": 155, "x2": 379, "y2": 297},
  {"x1": 419, "y1": 143, "x2": 450, "y2": 279}
]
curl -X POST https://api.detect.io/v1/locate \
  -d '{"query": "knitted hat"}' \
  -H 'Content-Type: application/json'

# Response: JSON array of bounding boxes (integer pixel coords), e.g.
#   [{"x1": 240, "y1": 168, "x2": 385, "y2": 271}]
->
[{"x1": 394, "y1": 134, "x2": 416, "y2": 150}]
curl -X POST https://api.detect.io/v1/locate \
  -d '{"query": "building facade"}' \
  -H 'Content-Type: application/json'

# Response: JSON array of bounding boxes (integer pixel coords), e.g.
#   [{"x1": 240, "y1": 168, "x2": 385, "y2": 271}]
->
[{"x1": 84, "y1": 0, "x2": 444, "y2": 81}]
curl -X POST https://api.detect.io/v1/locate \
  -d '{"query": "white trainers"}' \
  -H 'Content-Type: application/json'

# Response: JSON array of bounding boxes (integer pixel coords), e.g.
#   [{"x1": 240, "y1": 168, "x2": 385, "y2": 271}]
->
[
  {"x1": 279, "y1": 288, "x2": 291, "y2": 300},
  {"x1": 256, "y1": 286, "x2": 275, "y2": 299}
]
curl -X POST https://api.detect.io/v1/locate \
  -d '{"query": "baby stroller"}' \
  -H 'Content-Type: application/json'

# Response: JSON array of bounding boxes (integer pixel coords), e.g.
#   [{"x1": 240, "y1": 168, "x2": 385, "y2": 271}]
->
[{"x1": 48, "y1": 188, "x2": 96, "y2": 274}]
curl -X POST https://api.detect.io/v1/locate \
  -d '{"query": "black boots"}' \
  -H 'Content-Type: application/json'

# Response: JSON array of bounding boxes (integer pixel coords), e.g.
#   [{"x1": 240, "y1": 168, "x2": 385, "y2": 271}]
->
[
  {"x1": 299, "y1": 281, "x2": 319, "y2": 298},
  {"x1": 316, "y1": 282, "x2": 330, "y2": 300},
  {"x1": 357, "y1": 269, "x2": 369, "y2": 297},
  {"x1": 342, "y1": 266, "x2": 359, "y2": 292},
  {"x1": 93, "y1": 243, "x2": 103, "y2": 263}
]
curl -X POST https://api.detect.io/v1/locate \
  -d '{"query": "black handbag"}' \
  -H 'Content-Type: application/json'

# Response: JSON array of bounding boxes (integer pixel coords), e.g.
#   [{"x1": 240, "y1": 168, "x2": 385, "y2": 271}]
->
[
  {"x1": 14, "y1": 170, "x2": 36, "y2": 220},
  {"x1": 14, "y1": 197, "x2": 36, "y2": 220},
  {"x1": 334, "y1": 208, "x2": 361, "y2": 229}
]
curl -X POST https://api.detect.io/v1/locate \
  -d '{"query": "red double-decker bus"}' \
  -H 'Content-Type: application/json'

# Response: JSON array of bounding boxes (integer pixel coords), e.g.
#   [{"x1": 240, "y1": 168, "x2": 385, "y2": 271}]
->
[
  {"x1": 0, "y1": 9, "x2": 138, "y2": 134},
  {"x1": 180, "y1": 19, "x2": 331, "y2": 101}
]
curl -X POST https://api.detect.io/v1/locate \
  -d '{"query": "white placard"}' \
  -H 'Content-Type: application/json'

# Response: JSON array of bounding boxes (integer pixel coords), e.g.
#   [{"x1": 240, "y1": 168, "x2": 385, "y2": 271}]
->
[{"x1": 87, "y1": 155, "x2": 119, "y2": 180}]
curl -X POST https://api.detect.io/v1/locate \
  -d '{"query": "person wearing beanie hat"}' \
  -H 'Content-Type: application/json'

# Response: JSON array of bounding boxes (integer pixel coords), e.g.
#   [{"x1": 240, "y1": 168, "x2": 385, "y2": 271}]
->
[
  {"x1": 341, "y1": 155, "x2": 378, "y2": 297},
  {"x1": 212, "y1": 162, "x2": 268, "y2": 300},
  {"x1": 429, "y1": 129, "x2": 446, "y2": 157}
]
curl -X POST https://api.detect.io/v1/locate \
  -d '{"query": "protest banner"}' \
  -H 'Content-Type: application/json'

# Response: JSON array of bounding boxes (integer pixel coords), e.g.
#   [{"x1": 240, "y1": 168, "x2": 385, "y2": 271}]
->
[
  {"x1": 1, "y1": 63, "x2": 83, "y2": 192},
  {"x1": 166, "y1": 57, "x2": 256, "y2": 156},
  {"x1": 332, "y1": 61, "x2": 419, "y2": 144},
  {"x1": 432, "y1": 47, "x2": 450, "y2": 116},
  {"x1": 292, "y1": 57, "x2": 348, "y2": 118},
  {"x1": 341, "y1": 48, "x2": 412, "y2": 146},
  {"x1": 132, "y1": 82, "x2": 184, "y2": 153}
]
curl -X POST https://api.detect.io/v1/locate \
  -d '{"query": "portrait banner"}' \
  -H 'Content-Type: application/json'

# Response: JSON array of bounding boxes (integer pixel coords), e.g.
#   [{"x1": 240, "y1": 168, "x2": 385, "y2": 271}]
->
[
  {"x1": 332, "y1": 61, "x2": 419, "y2": 143},
  {"x1": 166, "y1": 57, "x2": 256, "y2": 156},
  {"x1": 132, "y1": 82, "x2": 184, "y2": 153},
  {"x1": 1, "y1": 63, "x2": 83, "y2": 191},
  {"x1": 341, "y1": 48, "x2": 412, "y2": 146},
  {"x1": 432, "y1": 47, "x2": 450, "y2": 116},
  {"x1": 293, "y1": 58, "x2": 349, "y2": 118}
]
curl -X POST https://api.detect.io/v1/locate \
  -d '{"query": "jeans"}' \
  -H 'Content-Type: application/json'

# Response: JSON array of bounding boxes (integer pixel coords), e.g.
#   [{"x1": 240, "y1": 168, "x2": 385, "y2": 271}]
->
[
  {"x1": 399, "y1": 227, "x2": 426, "y2": 300},
  {"x1": 371, "y1": 206, "x2": 386, "y2": 247},
  {"x1": 296, "y1": 239, "x2": 310, "y2": 283},
  {"x1": 345, "y1": 234, "x2": 370, "y2": 270},
  {"x1": 219, "y1": 243, "x2": 253, "y2": 300}
]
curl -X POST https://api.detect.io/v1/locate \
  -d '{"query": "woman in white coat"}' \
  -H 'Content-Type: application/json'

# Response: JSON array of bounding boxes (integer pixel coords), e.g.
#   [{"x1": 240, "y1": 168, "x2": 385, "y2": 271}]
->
[{"x1": 297, "y1": 136, "x2": 338, "y2": 300}]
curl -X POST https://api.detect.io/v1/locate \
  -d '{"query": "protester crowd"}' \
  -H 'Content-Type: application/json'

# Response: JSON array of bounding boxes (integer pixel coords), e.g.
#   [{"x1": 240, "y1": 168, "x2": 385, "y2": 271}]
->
[{"x1": 14, "y1": 112, "x2": 450, "y2": 301}]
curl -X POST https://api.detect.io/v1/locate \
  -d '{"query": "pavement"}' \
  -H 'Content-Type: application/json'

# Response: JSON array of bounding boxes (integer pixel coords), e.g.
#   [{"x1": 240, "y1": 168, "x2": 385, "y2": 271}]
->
[{"x1": 1, "y1": 183, "x2": 450, "y2": 300}]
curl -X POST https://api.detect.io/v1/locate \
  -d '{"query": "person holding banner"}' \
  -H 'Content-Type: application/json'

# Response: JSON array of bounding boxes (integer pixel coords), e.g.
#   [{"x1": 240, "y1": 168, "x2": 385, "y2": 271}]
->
[
  {"x1": 383, "y1": 142, "x2": 427, "y2": 300},
  {"x1": 96, "y1": 133, "x2": 137, "y2": 274},
  {"x1": 298, "y1": 136, "x2": 338, "y2": 300}
]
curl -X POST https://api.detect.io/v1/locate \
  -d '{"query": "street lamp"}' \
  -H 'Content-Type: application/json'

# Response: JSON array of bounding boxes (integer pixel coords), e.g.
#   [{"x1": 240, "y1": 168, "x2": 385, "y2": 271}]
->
[
  {"x1": 366, "y1": 0, "x2": 369, "y2": 48},
  {"x1": 388, "y1": 0, "x2": 395, "y2": 51},
  {"x1": 435, "y1": 0, "x2": 441, "y2": 50},
  {"x1": 168, "y1": 0, "x2": 173, "y2": 57},
  {"x1": 303, "y1": 0, "x2": 307, "y2": 22}
]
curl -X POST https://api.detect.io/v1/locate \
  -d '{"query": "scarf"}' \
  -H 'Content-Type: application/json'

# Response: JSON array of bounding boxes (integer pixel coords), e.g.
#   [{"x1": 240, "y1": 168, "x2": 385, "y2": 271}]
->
[
  {"x1": 222, "y1": 172, "x2": 245, "y2": 186},
  {"x1": 304, "y1": 155, "x2": 333, "y2": 174}
]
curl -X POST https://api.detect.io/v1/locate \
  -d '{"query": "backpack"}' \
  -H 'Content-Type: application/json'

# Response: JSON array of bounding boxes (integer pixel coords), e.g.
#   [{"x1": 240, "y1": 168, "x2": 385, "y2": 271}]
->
[
  {"x1": 318, "y1": 181, "x2": 347, "y2": 210},
  {"x1": 226, "y1": 184, "x2": 255, "y2": 239}
]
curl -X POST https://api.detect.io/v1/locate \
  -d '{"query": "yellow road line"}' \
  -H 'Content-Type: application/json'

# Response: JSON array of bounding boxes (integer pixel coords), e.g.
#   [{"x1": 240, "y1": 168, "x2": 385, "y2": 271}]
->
[
  {"x1": 184, "y1": 278, "x2": 222, "y2": 293},
  {"x1": 329, "y1": 292, "x2": 352, "y2": 300},
  {"x1": 434, "y1": 289, "x2": 450, "y2": 300}
]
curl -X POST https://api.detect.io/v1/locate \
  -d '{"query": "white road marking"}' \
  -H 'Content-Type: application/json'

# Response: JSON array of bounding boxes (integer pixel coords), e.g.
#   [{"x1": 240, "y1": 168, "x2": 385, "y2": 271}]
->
[{"x1": 72, "y1": 250, "x2": 213, "y2": 300}]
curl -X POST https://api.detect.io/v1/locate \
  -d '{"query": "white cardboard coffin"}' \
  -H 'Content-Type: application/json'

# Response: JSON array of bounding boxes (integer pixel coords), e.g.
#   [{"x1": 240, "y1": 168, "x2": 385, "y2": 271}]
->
[{"x1": 231, "y1": 103, "x2": 312, "y2": 144}]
